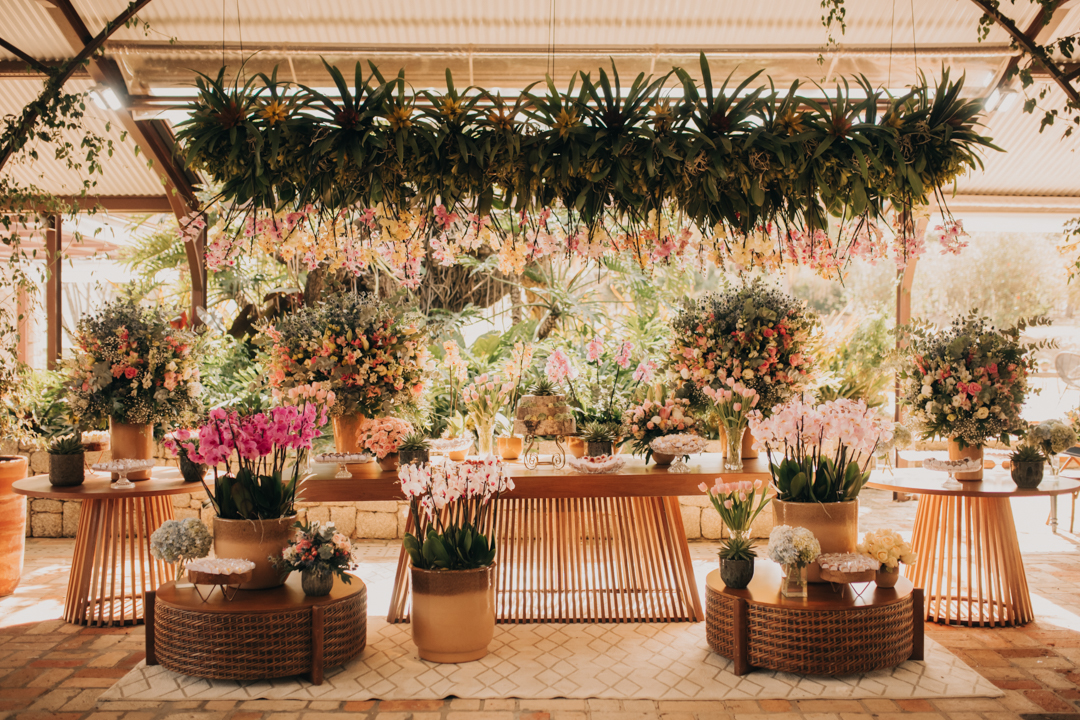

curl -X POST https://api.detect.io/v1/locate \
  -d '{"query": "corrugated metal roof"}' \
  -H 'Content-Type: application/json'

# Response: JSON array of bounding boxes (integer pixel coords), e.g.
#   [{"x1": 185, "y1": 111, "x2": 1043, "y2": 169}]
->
[
  {"x1": 0, "y1": 0, "x2": 78, "y2": 62},
  {"x1": 0, "y1": 78, "x2": 167, "y2": 196}
]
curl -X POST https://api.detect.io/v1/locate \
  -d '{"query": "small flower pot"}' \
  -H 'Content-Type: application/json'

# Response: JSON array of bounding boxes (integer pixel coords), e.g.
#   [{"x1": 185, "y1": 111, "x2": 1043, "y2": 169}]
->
[
  {"x1": 585, "y1": 440, "x2": 613, "y2": 457},
  {"x1": 399, "y1": 449, "x2": 429, "y2": 467},
  {"x1": 719, "y1": 557, "x2": 755, "y2": 589},
  {"x1": 876, "y1": 566, "x2": 900, "y2": 588},
  {"x1": 378, "y1": 453, "x2": 400, "y2": 473},
  {"x1": 567, "y1": 437, "x2": 585, "y2": 458},
  {"x1": 1011, "y1": 460, "x2": 1044, "y2": 489},
  {"x1": 301, "y1": 565, "x2": 335, "y2": 597},
  {"x1": 498, "y1": 436, "x2": 523, "y2": 460},
  {"x1": 49, "y1": 454, "x2": 85, "y2": 487},
  {"x1": 178, "y1": 453, "x2": 206, "y2": 483},
  {"x1": 652, "y1": 452, "x2": 676, "y2": 466}
]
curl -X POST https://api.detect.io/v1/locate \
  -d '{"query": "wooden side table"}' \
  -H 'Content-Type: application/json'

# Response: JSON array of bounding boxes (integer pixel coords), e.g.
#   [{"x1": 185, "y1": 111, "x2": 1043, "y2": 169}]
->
[
  {"x1": 705, "y1": 562, "x2": 923, "y2": 675},
  {"x1": 146, "y1": 574, "x2": 367, "y2": 685},
  {"x1": 12, "y1": 468, "x2": 203, "y2": 626},
  {"x1": 868, "y1": 470, "x2": 1080, "y2": 627}
]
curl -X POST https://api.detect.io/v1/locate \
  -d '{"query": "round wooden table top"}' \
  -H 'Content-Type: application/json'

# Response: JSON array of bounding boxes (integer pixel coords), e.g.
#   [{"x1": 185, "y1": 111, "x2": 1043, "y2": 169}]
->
[
  {"x1": 867, "y1": 468, "x2": 1080, "y2": 498},
  {"x1": 155, "y1": 573, "x2": 366, "y2": 613},
  {"x1": 12, "y1": 466, "x2": 206, "y2": 499},
  {"x1": 707, "y1": 560, "x2": 914, "y2": 609}
]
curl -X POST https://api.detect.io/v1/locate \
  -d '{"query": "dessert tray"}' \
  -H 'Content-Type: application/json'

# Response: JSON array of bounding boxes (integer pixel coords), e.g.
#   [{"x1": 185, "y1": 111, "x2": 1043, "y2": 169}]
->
[{"x1": 567, "y1": 454, "x2": 625, "y2": 474}]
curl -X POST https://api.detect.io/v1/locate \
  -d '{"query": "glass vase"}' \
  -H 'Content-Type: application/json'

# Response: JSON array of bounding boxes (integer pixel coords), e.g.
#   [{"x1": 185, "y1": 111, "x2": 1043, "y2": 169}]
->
[
  {"x1": 722, "y1": 419, "x2": 746, "y2": 472},
  {"x1": 476, "y1": 418, "x2": 495, "y2": 457},
  {"x1": 1048, "y1": 452, "x2": 1061, "y2": 478},
  {"x1": 781, "y1": 563, "x2": 808, "y2": 598}
]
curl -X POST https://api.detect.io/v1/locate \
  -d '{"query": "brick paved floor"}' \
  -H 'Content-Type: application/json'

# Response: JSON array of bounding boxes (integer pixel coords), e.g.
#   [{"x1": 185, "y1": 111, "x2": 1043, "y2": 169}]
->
[{"x1": 1, "y1": 488, "x2": 1079, "y2": 720}]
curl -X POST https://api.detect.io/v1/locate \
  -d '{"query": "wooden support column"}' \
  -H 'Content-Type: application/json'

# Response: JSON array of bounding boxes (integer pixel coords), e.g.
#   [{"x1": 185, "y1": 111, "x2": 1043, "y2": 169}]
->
[
  {"x1": 894, "y1": 217, "x2": 927, "y2": 469},
  {"x1": 16, "y1": 285, "x2": 30, "y2": 365},
  {"x1": 45, "y1": 214, "x2": 62, "y2": 370}
]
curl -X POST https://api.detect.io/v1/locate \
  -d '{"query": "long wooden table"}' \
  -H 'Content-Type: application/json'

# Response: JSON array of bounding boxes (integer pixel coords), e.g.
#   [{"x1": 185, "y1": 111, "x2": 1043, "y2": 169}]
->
[{"x1": 300, "y1": 454, "x2": 771, "y2": 624}]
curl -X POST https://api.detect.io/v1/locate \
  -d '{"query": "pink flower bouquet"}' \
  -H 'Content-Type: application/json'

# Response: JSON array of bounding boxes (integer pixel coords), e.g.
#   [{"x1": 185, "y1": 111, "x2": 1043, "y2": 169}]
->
[
  {"x1": 624, "y1": 397, "x2": 697, "y2": 462},
  {"x1": 356, "y1": 417, "x2": 414, "y2": 459}
]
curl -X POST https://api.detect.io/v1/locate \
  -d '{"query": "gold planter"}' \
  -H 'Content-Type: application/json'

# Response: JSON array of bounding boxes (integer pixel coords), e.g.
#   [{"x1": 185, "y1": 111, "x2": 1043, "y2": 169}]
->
[
  {"x1": 332, "y1": 413, "x2": 369, "y2": 475},
  {"x1": 948, "y1": 439, "x2": 984, "y2": 481},
  {"x1": 567, "y1": 437, "x2": 585, "y2": 458},
  {"x1": 652, "y1": 452, "x2": 676, "y2": 466},
  {"x1": 0, "y1": 455, "x2": 28, "y2": 597},
  {"x1": 876, "y1": 566, "x2": 900, "y2": 588},
  {"x1": 213, "y1": 515, "x2": 297, "y2": 590},
  {"x1": 498, "y1": 436, "x2": 523, "y2": 460},
  {"x1": 772, "y1": 498, "x2": 858, "y2": 583},
  {"x1": 109, "y1": 420, "x2": 154, "y2": 480},
  {"x1": 410, "y1": 564, "x2": 496, "y2": 663},
  {"x1": 377, "y1": 453, "x2": 400, "y2": 473}
]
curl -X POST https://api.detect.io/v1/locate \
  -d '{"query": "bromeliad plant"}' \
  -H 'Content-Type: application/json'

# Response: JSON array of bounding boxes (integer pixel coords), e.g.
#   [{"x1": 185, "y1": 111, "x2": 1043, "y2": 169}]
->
[
  {"x1": 184, "y1": 401, "x2": 328, "y2": 520},
  {"x1": 398, "y1": 458, "x2": 513, "y2": 570},
  {"x1": 749, "y1": 398, "x2": 893, "y2": 503}
]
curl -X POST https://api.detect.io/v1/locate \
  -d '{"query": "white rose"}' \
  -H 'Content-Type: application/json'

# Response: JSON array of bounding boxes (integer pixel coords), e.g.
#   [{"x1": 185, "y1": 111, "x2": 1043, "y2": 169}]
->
[{"x1": 975, "y1": 407, "x2": 989, "y2": 419}]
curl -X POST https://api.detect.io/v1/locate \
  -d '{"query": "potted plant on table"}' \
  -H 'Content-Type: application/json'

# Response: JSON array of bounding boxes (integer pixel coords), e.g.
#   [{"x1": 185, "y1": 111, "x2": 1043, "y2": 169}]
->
[
  {"x1": 1028, "y1": 419, "x2": 1077, "y2": 478},
  {"x1": 703, "y1": 379, "x2": 760, "y2": 472},
  {"x1": 497, "y1": 342, "x2": 535, "y2": 460},
  {"x1": 1009, "y1": 444, "x2": 1047, "y2": 489},
  {"x1": 899, "y1": 311, "x2": 1050, "y2": 481},
  {"x1": 397, "y1": 431, "x2": 430, "y2": 467},
  {"x1": 48, "y1": 434, "x2": 85, "y2": 487},
  {"x1": 750, "y1": 397, "x2": 893, "y2": 582},
  {"x1": 462, "y1": 372, "x2": 516, "y2": 457},
  {"x1": 163, "y1": 429, "x2": 207, "y2": 483},
  {"x1": 580, "y1": 421, "x2": 619, "y2": 457},
  {"x1": 398, "y1": 458, "x2": 512, "y2": 663},
  {"x1": 857, "y1": 528, "x2": 916, "y2": 588},
  {"x1": 273, "y1": 520, "x2": 355, "y2": 596},
  {"x1": 357, "y1": 417, "x2": 414, "y2": 472},
  {"x1": 184, "y1": 398, "x2": 329, "y2": 589},
  {"x1": 624, "y1": 396, "x2": 696, "y2": 465},
  {"x1": 701, "y1": 477, "x2": 771, "y2": 588},
  {"x1": 64, "y1": 299, "x2": 202, "y2": 480}
]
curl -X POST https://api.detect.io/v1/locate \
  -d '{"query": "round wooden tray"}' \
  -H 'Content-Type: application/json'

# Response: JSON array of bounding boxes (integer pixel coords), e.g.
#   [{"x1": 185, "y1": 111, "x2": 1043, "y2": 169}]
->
[{"x1": 705, "y1": 561, "x2": 922, "y2": 676}]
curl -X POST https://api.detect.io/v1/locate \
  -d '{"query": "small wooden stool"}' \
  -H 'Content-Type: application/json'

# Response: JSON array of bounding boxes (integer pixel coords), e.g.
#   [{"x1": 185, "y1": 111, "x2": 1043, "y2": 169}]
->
[
  {"x1": 706, "y1": 562, "x2": 923, "y2": 675},
  {"x1": 147, "y1": 574, "x2": 366, "y2": 685}
]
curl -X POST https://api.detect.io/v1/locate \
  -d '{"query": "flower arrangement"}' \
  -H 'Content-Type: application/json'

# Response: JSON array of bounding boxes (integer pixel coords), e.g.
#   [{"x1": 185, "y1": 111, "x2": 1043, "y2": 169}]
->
[
  {"x1": 899, "y1": 312, "x2": 1052, "y2": 448},
  {"x1": 767, "y1": 525, "x2": 821, "y2": 568},
  {"x1": 857, "y1": 529, "x2": 916, "y2": 571},
  {"x1": 356, "y1": 417, "x2": 414, "y2": 459},
  {"x1": 462, "y1": 372, "x2": 517, "y2": 451},
  {"x1": 703, "y1": 378, "x2": 761, "y2": 470},
  {"x1": 749, "y1": 397, "x2": 893, "y2": 503},
  {"x1": 399, "y1": 458, "x2": 513, "y2": 570},
  {"x1": 549, "y1": 339, "x2": 648, "y2": 431},
  {"x1": 272, "y1": 520, "x2": 355, "y2": 584},
  {"x1": 624, "y1": 397, "x2": 696, "y2": 462},
  {"x1": 1029, "y1": 419, "x2": 1077, "y2": 456},
  {"x1": 700, "y1": 478, "x2": 770, "y2": 538},
  {"x1": 261, "y1": 292, "x2": 431, "y2": 418},
  {"x1": 184, "y1": 401, "x2": 328, "y2": 520},
  {"x1": 150, "y1": 518, "x2": 212, "y2": 565},
  {"x1": 64, "y1": 299, "x2": 202, "y2": 427},
  {"x1": 669, "y1": 280, "x2": 818, "y2": 414}
]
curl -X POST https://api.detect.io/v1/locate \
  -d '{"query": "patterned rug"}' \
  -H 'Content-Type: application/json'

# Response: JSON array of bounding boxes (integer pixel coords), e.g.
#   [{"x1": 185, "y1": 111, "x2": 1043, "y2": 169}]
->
[{"x1": 103, "y1": 549, "x2": 1001, "y2": 703}]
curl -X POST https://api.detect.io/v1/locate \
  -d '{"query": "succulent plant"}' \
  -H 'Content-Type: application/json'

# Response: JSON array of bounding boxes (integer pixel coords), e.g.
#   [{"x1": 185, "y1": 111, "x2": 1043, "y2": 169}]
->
[
  {"x1": 529, "y1": 378, "x2": 557, "y2": 396},
  {"x1": 718, "y1": 536, "x2": 757, "y2": 561},
  {"x1": 1010, "y1": 444, "x2": 1045, "y2": 463},
  {"x1": 580, "y1": 421, "x2": 618, "y2": 443},
  {"x1": 398, "y1": 431, "x2": 429, "y2": 452},
  {"x1": 48, "y1": 434, "x2": 85, "y2": 455}
]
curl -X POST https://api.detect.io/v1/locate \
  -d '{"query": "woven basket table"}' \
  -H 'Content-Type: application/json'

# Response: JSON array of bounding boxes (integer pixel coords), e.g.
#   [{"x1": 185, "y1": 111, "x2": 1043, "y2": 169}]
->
[
  {"x1": 706, "y1": 561, "x2": 923, "y2": 676},
  {"x1": 146, "y1": 574, "x2": 366, "y2": 685}
]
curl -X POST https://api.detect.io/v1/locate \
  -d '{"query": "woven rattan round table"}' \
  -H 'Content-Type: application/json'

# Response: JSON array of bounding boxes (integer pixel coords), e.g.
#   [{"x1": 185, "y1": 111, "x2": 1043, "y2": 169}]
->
[
  {"x1": 706, "y1": 561, "x2": 924, "y2": 676},
  {"x1": 146, "y1": 573, "x2": 366, "y2": 685}
]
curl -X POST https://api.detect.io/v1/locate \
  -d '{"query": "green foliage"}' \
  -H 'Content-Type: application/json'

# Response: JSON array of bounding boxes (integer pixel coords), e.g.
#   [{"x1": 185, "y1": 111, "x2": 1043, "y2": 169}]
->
[
  {"x1": 206, "y1": 467, "x2": 299, "y2": 521},
  {"x1": 815, "y1": 310, "x2": 893, "y2": 407},
  {"x1": 397, "y1": 431, "x2": 429, "y2": 452},
  {"x1": 1010, "y1": 444, "x2": 1046, "y2": 463},
  {"x1": 718, "y1": 536, "x2": 757, "y2": 561},
  {"x1": 529, "y1": 378, "x2": 557, "y2": 396},
  {"x1": 403, "y1": 526, "x2": 497, "y2": 571},
  {"x1": 200, "y1": 334, "x2": 271, "y2": 413},
  {"x1": 772, "y1": 454, "x2": 868, "y2": 503},
  {"x1": 580, "y1": 421, "x2": 618, "y2": 443},
  {"x1": 47, "y1": 434, "x2": 84, "y2": 455}
]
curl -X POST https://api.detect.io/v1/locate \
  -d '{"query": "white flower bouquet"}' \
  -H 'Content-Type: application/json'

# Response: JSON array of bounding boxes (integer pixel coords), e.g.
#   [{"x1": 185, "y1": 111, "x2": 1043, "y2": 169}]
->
[
  {"x1": 857, "y1": 529, "x2": 916, "y2": 570},
  {"x1": 766, "y1": 525, "x2": 820, "y2": 568}
]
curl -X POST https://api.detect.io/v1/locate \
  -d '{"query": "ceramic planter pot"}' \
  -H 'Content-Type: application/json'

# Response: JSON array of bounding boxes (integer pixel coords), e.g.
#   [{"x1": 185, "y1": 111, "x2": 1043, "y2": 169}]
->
[
  {"x1": 0, "y1": 455, "x2": 28, "y2": 597},
  {"x1": 109, "y1": 420, "x2": 154, "y2": 480},
  {"x1": 652, "y1": 452, "x2": 676, "y2": 466},
  {"x1": 332, "y1": 413, "x2": 369, "y2": 475},
  {"x1": 498, "y1": 436, "x2": 523, "y2": 460},
  {"x1": 876, "y1": 566, "x2": 900, "y2": 588},
  {"x1": 301, "y1": 565, "x2": 335, "y2": 596},
  {"x1": 948, "y1": 438, "x2": 984, "y2": 481},
  {"x1": 1011, "y1": 460, "x2": 1044, "y2": 489},
  {"x1": 585, "y1": 440, "x2": 613, "y2": 457},
  {"x1": 378, "y1": 453, "x2": 400, "y2": 473},
  {"x1": 567, "y1": 437, "x2": 586, "y2": 458},
  {"x1": 213, "y1": 515, "x2": 297, "y2": 590},
  {"x1": 772, "y1": 498, "x2": 858, "y2": 583},
  {"x1": 399, "y1": 449, "x2": 429, "y2": 467},
  {"x1": 178, "y1": 453, "x2": 206, "y2": 483},
  {"x1": 719, "y1": 557, "x2": 755, "y2": 589},
  {"x1": 411, "y1": 563, "x2": 496, "y2": 663},
  {"x1": 49, "y1": 454, "x2": 85, "y2": 487}
]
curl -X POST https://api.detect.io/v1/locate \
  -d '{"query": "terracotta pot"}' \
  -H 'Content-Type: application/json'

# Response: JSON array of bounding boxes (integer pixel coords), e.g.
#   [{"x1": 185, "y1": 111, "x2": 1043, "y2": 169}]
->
[
  {"x1": 448, "y1": 449, "x2": 468, "y2": 462},
  {"x1": 0, "y1": 455, "x2": 28, "y2": 597},
  {"x1": 49, "y1": 454, "x2": 85, "y2": 487},
  {"x1": 378, "y1": 453, "x2": 400, "y2": 473},
  {"x1": 109, "y1": 420, "x2": 154, "y2": 480},
  {"x1": 652, "y1": 452, "x2": 676, "y2": 466},
  {"x1": 332, "y1": 413, "x2": 368, "y2": 475},
  {"x1": 498, "y1": 436, "x2": 522, "y2": 460},
  {"x1": 719, "y1": 426, "x2": 759, "y2": 459},
  {"x1": 876, "y1": 566, "x2": 900, "y2": 588},
  {"x1": 568, "y1": 437, "x2": 585, "y2": 458},
  {"x1": 411, "y1": 564, "x2": 496, "y2": 663},
  {"x1": 948, "y1": 439, "x2": 984, "y2": 481},
  {"x1": 1011, "y1": 460, "x2": 1044, "y2": 489},
  {"x1": 772, "y1": 498, "x2": 858, "y2": 583},
  {"x1": 213, "y1": 515, "x2": 297, "y2": 590}
]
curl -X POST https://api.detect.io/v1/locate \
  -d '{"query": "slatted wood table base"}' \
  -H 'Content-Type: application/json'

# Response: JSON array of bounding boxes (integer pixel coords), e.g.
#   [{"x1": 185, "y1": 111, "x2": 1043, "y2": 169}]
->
[
  {"x1": 67, "y1": 496, "x2": 177, "y2": 626},
  {"x1": 910, "y1": 494, "x2": 1032, "y2": 627},
  {"x1": 387, "y1": 496, "x2": 703, "y2": 623}
]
